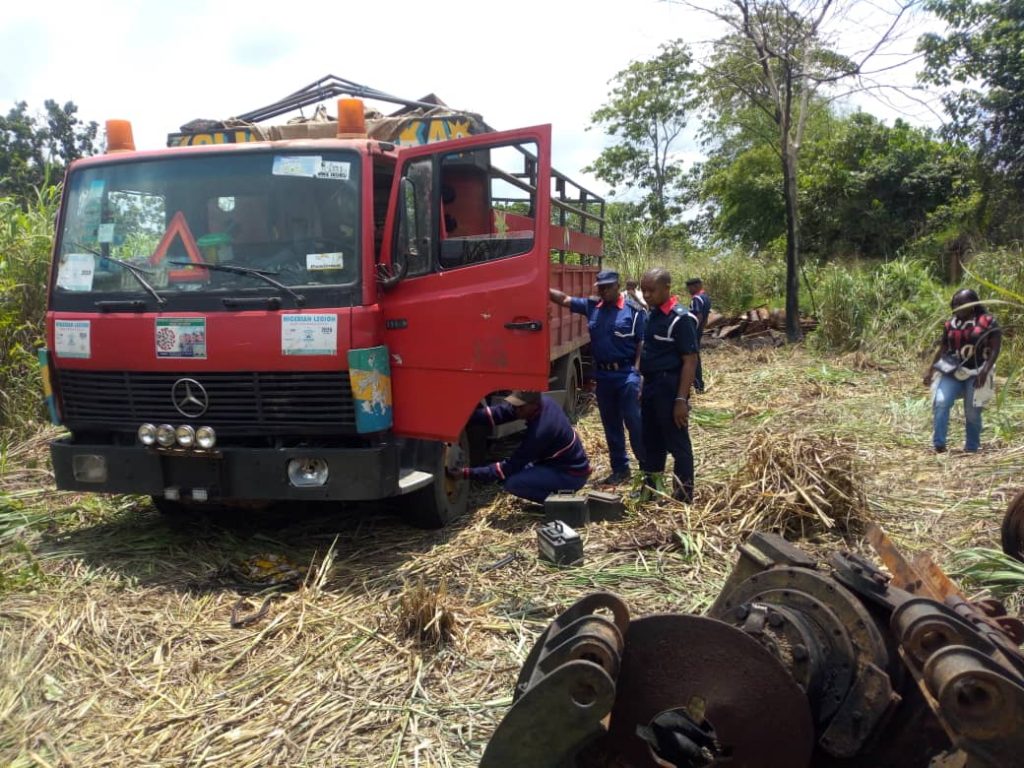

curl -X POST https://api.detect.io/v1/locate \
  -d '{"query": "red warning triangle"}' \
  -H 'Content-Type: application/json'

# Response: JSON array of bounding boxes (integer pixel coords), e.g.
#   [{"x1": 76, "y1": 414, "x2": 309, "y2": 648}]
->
[{"x1": 149, "y1": 211, "x2": 208, "y2": 281}]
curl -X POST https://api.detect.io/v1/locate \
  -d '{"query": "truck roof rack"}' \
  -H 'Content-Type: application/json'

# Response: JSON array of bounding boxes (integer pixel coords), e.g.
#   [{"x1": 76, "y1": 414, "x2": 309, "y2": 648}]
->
[{"x1": 235, "y1": 74, "x2": 460, "y2": 124}]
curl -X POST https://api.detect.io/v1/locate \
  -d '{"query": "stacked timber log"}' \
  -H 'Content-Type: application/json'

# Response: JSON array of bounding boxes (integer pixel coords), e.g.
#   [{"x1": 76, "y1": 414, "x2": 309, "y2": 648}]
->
[{"x1": 703, "y1": 307, "x2": 818, "y2": 347}]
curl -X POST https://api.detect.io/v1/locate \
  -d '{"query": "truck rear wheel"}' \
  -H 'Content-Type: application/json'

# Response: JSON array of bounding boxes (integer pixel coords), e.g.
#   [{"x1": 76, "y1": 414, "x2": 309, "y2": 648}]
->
[
  {"x1": 552, "y1": 352, "x2": 582, "y2": 418},
  {"x1": 400, "y1": 432, "x2": 471, "y2": 529}
]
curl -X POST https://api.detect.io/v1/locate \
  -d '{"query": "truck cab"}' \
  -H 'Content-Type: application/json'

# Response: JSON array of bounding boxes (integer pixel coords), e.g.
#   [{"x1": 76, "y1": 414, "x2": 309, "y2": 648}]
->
[{"x1": 44, "y1": 97, "x2": 603, "y2": 527}]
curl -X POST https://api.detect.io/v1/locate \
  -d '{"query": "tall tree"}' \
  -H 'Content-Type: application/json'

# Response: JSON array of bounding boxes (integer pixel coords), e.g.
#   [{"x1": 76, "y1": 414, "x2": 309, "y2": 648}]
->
[
  {"x1": 919, "y1": 0, "x2": 1024, "y2": 185},
  {"x1": 586, "y1": 39, "x2": 696, "y2": 236},
  {"x1": 681, "y1": 0, "x2": 917, "y2": 340},
  {"x1": 0, "y1": 100, "x2": 98, "y2": 204}
]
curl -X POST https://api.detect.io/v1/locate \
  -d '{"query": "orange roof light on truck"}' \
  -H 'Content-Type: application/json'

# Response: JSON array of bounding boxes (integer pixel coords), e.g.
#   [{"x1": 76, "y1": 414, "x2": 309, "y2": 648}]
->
[{"x1": 105, "y1": 119, "x2": 135, "y2": 153}]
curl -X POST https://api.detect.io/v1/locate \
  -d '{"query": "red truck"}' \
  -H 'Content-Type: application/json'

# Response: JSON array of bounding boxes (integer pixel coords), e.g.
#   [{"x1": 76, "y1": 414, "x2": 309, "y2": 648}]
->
[{"x1": 43, "y1": 79, "x2": 603, "y2": 527}]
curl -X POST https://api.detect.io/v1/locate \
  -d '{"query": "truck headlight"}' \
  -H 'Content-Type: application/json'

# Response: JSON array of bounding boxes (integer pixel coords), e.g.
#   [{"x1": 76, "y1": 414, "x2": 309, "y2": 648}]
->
[
  {"x1": 156, "y1": 424, "x2": 176, "y2": 447},
  {"x1": 287, "y1": 458, "x2": 329, "y2": 487},
  {"x1": 175, "y1": 425, "x2": 196, "y2": 448},
  {"x1": 196, "y1": 426, "x2": 216, "y2": 449},
  {"x1": 138, "y1": 423, "x2": 157, "y2": 446}
]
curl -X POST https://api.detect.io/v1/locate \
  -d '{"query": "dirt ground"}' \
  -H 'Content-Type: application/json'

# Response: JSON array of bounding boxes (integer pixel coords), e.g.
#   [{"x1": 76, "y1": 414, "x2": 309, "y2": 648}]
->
[{"x1": 1, "y1": 344, "x2": 1021, "y2": 767}]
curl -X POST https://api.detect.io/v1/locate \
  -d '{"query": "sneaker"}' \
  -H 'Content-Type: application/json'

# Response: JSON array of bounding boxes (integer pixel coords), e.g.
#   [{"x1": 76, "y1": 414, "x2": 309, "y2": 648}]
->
[
  {"x1": 933, "y1": 445, "x2": 947, "y2": 454},
  {"x1": 598, "y1": 470, "x2": 631, "y2": 486}
]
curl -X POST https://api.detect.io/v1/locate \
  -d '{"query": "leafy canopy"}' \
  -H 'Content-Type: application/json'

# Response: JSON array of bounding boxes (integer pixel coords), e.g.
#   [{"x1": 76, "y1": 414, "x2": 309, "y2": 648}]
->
[
  {"x1": 0, "y1": 100, "x2": 98, "y2": 204},
  {"x1": 586, "y1": 39, "x2": 696, "y2": 233}
]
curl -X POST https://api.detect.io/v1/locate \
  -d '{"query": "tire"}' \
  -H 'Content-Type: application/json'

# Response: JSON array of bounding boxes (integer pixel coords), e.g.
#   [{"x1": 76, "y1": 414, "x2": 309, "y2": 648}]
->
[
  {"x1": 399, "y1": 431, "x2": 471, "y2": 529},
  {"x1": 552, "y1": 352, "x2": 582, "y2": 418},
  {"x1": 563, "y1": 361, "x2": 580, "y2": 419}
]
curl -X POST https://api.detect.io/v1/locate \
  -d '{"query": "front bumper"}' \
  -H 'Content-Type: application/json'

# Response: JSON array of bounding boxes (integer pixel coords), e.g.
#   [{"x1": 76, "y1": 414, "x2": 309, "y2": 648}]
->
[{"x1": 50, "y1": 438, "x2": 401, "y2": 501}]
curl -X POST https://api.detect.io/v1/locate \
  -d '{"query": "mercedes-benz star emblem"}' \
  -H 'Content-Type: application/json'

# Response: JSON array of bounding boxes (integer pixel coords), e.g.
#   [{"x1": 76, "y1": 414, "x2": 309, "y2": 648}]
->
[{"x1": 171, "y1": 378, "x2": 209, "y2": 418}]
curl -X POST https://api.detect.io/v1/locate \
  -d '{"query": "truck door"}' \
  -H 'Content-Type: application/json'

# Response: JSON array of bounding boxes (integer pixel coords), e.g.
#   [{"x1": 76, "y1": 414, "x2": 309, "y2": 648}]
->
[{"x1": 381, "y1": 126, "x2": 552, "y2": 441}]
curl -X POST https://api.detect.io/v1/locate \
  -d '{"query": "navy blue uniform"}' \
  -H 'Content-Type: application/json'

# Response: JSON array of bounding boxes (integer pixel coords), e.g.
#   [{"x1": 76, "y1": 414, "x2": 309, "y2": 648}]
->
[
  {"x1": 690, "y1": 290, "x2": 711, "y2": 393},
  {"x1": 465, "y1": 398, "x2": 590, "y2": 503},
  {"x1": 569, "y1": 294, "x2": 647, "y2": 475},
  {"x1": 640, "y1": 296, "x2": 700, "y2": 502}
]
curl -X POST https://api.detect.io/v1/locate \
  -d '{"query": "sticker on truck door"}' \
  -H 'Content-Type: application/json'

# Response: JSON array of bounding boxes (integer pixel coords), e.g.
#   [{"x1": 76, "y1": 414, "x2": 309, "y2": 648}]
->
[
  {"x1": 281, "y1": 314, "x2": 337, "y2": 356},
  {"x1": 56, "y1": 253, "x2": 96, "y2": 292},
  {"x1": 55, "y1": 320, "x2": 91, "y2": 359},
  {"x1": 155, "y1": 318, "x2": 207, "y2": 358}
]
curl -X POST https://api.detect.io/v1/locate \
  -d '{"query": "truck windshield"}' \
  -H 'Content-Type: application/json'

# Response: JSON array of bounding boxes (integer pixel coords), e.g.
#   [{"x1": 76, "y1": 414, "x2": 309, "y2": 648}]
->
[{"x1": 53, "y1": 150, "x2": 361, "y2": 309}]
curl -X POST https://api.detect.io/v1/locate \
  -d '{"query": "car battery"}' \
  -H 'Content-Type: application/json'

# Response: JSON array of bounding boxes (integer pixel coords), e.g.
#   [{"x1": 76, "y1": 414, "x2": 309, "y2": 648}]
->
[
  {"x1": 586, "y1": 490, "x2": 626, "y2": 522},
  {"x1": 543, "y1": 492, "x2": 590, "y2": 527},
  {"x1": 537, "y1": 521, "x2": 584, "y2": 566}
]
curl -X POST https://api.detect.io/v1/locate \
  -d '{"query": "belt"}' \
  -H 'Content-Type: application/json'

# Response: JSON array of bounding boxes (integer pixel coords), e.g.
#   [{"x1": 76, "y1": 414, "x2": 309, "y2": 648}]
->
[
  {"x1": 640, "y1": 368, "x2": 681, "y2": 377},
  {"x1": 596, "y1": 361, "x2": 633, "y2": 371}
]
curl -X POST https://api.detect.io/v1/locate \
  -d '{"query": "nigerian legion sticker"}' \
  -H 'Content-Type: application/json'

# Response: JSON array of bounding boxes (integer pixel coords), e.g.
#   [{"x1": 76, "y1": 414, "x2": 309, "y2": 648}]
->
[
  {"x1": 282, "y1": 314, "x2": 337, "y2": 356},
  {"x1": 155, "y1": 318, "x2": 207, "y2": 359}
]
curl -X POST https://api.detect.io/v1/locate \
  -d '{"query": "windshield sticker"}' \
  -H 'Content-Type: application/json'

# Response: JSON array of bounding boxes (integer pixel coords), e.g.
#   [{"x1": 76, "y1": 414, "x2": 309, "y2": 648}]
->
[
  {"x1": 272, "y1": 155, "x2": 320, "y2": 177},
  {"x1": 97, "y1": 223, "x2": 115, "y2": 243},
  {"x1": 316, "y1": 160, "x2": 350, "y2": 180},
  {"x1": 55, "y1": 320, "x2": 91, "y2": 359},
  {"x1": 56, "y1": 253, "x2": 96, "y2": 292},
  {"x1": 155, "y1": 318, "x2": 207, "y2": 359},
  {"x1": 306, "y1": 252, "x2": 344, "y2": 271},
  {"x1": 282, "y1": 314, "x2": 337, "y2": 356}
]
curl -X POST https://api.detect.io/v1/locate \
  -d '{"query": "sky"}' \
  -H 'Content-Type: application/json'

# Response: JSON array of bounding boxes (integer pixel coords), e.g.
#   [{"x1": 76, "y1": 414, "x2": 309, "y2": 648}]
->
[{"x1": 1, "y1": 0, "x2": 945, "y2": 199}]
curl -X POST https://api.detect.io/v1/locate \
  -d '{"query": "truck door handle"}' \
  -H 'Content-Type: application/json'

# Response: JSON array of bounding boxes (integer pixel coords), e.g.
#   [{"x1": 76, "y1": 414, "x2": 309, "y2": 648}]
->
[{"x1": 504, "y1": 320, "x2": 543, "y2": 332}]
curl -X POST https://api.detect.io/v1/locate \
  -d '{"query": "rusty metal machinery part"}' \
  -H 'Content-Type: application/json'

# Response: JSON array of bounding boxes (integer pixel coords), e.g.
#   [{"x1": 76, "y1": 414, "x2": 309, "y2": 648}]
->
[
  {"x1": 481, "y1": 593, "x2": 629, "y2": 768},
  {"x1": 602, "y1": 614, "x2": 814, "y2": 767},
  {"x1": 1001, "y1": 489, "x2": 1024, "y2": 562},
  {"x1": 922, "y1": 645, "x2": 1024, "y2": 767},
  {"x1": 483, "y1": 532, "x2": 1024, "y2": 768},
  {"x1": 710, "y1": 566, "x2": 898, "y2": 757},
  {"x1": 511, "y1": 592, "x2": 629, "y2": 702},
  {"x1": 717, "y1": 597, "x2": 855, "y2": 725}
]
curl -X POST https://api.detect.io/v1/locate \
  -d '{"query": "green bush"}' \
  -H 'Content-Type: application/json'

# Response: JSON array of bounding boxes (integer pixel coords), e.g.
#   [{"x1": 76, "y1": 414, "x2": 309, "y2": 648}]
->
[
  {"x1": 811, "y1": 258, "x2": 946, "y2": 358},
  {"x1": 811, "y1": 264, "x2": 870, "y2": 352},
  {"x1": 966, "y1": 246, "x2": 1024, "y2": 376},
  {"x1": 0, "y1": 188, "x2": 58, "y2": 436}
]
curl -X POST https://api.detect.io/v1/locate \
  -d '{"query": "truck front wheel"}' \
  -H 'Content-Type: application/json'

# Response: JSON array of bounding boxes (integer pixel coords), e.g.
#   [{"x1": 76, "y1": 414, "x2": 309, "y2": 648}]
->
[{"x1": 400, "y1": 432, "x2": 471, "y2": 529}]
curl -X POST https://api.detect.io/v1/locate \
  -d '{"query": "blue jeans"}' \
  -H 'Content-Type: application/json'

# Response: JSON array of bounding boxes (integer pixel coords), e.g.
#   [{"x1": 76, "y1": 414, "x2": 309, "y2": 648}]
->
[
  {"x1": 504, "y1": 465, "x2": 587, "y2": 504},
  {"x1": 932, "y1": 373, "x2": 982, "y2": 451},
  {"x1": 595, "y1": 370, "x2": 645, "y2": 473}
]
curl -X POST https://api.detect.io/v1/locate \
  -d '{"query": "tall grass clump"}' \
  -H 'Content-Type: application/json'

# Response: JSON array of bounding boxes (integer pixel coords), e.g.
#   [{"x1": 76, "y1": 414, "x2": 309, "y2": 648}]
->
[
  {"x1": 672, "y1": 246, "x2": 786, "y2": 315},
  {"x1": 811, "y1": 264, "x2": 870, "y2": 352},
  {"x1": 967, "y1": 246, "x2": 1024, "y2": 376},
  {"x1": 812, "y1": 258, "x2": 946, "y2": 358},
  {"x1": 0, "y1": 187, "x2": 59, "y2": 436}
]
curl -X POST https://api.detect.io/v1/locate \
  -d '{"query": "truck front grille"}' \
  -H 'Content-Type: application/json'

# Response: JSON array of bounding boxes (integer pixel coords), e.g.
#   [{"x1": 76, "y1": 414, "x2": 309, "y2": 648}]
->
[{"x1": 56, "y1": 370, "x2": 357, "y2": 435}]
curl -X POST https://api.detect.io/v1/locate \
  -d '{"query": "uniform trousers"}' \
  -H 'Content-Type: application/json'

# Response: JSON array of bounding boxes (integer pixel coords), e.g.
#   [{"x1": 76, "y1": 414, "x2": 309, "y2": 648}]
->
[
  {"x1": 639, "y1": 369, "x2": 694, "y2": 502},
  {"x1": 595, "y1": 369, "x2": 645, "y2": 473},
  {"x1": 504, "y1": 465, "x2": 587, "y2": 504}
]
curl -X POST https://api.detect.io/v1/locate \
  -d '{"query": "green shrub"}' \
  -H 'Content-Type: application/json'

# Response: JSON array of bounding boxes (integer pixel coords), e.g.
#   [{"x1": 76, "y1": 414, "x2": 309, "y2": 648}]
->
[
  {"x1": 0, "y1": 187, "x2": 58, "y2": 436},
  {"x1": 811, "y1": 264, "x2": 870, "y2": 352},
  {"x1": 966, "y1": 246, "x2": 1024, "y2": 377}
]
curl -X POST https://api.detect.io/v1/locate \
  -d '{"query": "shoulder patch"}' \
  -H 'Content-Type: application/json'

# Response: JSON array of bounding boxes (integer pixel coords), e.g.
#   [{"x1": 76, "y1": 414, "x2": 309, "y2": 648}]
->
[{"x1": 672, "y1": 305, "x2": 697, "y2": 322}]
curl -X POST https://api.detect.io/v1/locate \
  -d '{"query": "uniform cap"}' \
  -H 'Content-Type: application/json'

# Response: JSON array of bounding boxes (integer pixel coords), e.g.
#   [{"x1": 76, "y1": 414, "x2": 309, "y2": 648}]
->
[
  {"x1": 504, "y1": 390, "x2": 542, "y2": 407},
  {"x1": 595, "y1": 269, "x2": 620, "y2": 286}
]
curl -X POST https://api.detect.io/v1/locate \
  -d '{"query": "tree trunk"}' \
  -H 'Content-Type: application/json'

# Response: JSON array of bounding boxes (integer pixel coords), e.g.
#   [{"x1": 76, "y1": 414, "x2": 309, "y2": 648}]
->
[{"x1": 781, "y1": 137, "x2": 803, "y2": 342}]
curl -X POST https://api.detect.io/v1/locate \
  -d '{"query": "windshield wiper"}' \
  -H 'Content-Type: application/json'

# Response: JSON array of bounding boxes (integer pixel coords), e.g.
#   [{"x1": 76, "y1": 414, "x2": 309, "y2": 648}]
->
[
  {"x1": 70, "y1": 243, "x2": 166, "y2": 305},
  {"x1": 170, "y1": 260, "x2": 306, "y2": 307}
]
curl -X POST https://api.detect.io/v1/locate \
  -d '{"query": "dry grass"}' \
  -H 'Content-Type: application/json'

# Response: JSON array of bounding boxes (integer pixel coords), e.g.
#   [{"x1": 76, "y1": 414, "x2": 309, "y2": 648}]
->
[
  {"x1": 707, "y1": 428, "x2": 868, "y2": 536},
  {"x1": 2, "y1": 345, "x2": 1023, "y2": 766}
]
